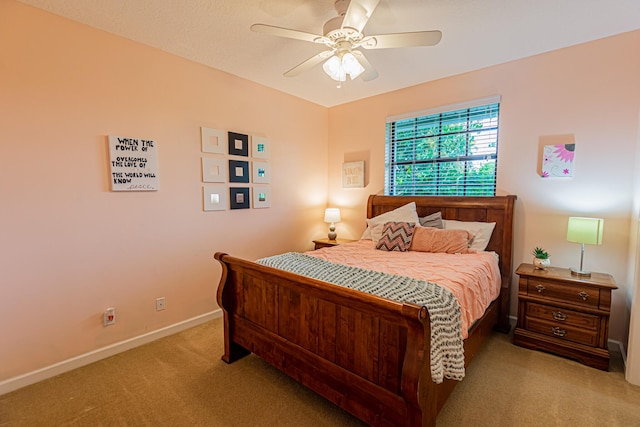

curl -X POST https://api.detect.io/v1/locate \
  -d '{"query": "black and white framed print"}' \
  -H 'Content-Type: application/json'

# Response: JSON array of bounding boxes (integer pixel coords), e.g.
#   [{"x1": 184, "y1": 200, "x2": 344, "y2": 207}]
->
[
  {"x1": 228, "y1": 132, "x2": 249, "y2": 157},
  {"x1": 230, "y1": 187, "x2": 250, "y2": 209},
  {"x1": 229, "y1": 160, "x2": 250, "y2": 183}
]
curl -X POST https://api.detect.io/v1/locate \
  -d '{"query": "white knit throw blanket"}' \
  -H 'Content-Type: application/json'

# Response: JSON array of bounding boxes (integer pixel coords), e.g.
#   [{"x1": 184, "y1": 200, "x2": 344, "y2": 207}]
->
[{"x1": 257, "y1": 252, "x2": 464, "y2": 383}]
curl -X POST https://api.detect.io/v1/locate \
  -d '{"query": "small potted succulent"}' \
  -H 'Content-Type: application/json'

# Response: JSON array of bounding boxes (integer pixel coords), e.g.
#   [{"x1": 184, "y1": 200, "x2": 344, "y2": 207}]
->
[{"x1": 532, "y1": 247, "x2": 550, "y2": 270}]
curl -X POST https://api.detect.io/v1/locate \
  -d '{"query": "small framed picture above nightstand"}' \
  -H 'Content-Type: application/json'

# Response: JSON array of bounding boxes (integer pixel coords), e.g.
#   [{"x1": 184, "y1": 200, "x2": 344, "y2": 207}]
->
[{"x1": 312, "y1": 238, "x2": 356, "y2": 250}]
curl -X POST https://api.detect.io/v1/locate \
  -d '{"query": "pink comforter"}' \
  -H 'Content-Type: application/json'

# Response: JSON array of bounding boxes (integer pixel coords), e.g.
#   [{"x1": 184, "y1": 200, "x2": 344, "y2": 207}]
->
[{"x1": 307, "y1": 240, "x2": 501, "y2": 339}]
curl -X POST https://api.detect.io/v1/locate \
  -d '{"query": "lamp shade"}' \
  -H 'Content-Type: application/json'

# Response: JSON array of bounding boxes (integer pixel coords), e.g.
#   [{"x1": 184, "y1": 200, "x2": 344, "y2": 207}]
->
[
  {"x1": 566, "y1": 217, "x2": 604, "y2": 245},
  {"x1": 324, "y1": 208, "x2": 341, "y2": 224},
  {"x1": 322, "y1": 52, "x2": 364, "y2": 82}
]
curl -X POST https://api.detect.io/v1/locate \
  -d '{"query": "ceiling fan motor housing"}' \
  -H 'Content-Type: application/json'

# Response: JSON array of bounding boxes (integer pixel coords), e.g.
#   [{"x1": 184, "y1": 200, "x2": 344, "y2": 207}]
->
[{"x1": 323, "y1": 0, "x2": 353, "y2": 37}]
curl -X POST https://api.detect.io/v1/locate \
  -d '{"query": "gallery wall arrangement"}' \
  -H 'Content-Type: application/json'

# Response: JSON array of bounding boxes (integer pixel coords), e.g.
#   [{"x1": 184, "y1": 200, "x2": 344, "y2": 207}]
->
[{"x1": 201, "y1": 127, "x2": 270, "y2": 211}]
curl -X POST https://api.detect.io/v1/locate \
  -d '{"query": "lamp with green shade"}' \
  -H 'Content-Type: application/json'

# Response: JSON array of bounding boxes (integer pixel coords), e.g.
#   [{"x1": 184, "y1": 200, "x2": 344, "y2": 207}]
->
[{"x1": 566, "y1": 217, "x2": 604, "y2": 277}]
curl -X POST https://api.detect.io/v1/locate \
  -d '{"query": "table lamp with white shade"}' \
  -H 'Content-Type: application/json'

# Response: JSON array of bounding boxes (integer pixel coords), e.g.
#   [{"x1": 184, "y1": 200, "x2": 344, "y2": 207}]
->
[
  {"x1": 324, "y1": 208, "x2": 341, "y2": 241},
  {"x1": 566, "y1": 216, "x2": 604, "y2": 277}
]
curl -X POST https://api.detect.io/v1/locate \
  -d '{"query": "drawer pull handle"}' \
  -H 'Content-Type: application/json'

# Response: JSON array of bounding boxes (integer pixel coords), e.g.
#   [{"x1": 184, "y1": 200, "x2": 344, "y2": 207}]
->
[
  {"x1": 578, "y1": 291, "x2": 590, "y2": 301},
  {"x1": 551, "y1": 326, "x2": 567, "y2": 337},
  {"x1": 535, "y1": 284, "x2": 546, "y2": 293},
  {"x1": 552, "y1": 311, "x2": 567, "y2": 321}
]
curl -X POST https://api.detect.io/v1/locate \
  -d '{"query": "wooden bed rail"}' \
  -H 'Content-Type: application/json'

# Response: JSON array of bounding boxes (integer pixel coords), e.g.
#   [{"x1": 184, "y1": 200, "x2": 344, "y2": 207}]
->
[{"x1": 215, "y1": 251, "x2": 436, "y2": 426}]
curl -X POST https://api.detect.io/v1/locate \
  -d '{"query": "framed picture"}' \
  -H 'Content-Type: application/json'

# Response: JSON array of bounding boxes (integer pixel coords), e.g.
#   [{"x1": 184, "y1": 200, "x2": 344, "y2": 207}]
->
[
  {"x1": 252, "y1": 136, "x2": 270, "y2": 159},
  {"x1": 108, "y1": 135, "x2": 159, "y2": 192},
  {"x1": 201, "y1": 127, "x2": 226, "y2": 154},
  {"x1": 229, "y1": 160, "x2": 250, "y2": 183},
  {"x1": 228, "y1": 132, "x2": 249, "y2": 157},
  {"x1": 230, "y1": 187, "x2": 250, "y2": 209},
  {"x1": 203, "y1": 185, "x2": 227, "y2": 211},
  {"x1": 202, "y1": 157, "x2": 226, "y2": 183},
  {"x1": 253, "y1": 186, "x2": 271, "y2": 209},
  {"x1": 252, "y1": 161, "x2": 270, "y2": 184},
  {"x1": 342, "y1": 161, "x2": 365, "y2": 188},
  {"x1": 542, "y1": 144, "x2": 575, "y2": 178}
]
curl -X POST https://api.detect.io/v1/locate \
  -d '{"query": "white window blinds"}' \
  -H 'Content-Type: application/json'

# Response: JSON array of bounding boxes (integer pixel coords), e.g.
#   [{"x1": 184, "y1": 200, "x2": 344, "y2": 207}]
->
[{"x1": 385, "y1": 96, "x2": 501, "y2": 196}]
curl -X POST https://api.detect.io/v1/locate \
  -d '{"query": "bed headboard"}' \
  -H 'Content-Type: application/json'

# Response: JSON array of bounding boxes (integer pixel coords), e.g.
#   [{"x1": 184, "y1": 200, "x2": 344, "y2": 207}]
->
[{"x1": 367, "y1": 194, "x2": 517, "y2": 332}]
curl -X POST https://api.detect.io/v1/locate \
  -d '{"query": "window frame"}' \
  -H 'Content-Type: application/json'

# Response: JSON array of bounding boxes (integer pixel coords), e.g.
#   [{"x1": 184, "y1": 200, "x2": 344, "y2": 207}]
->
[{"x1": 385, "y1": 96, "x2": 501, "y2": 197}]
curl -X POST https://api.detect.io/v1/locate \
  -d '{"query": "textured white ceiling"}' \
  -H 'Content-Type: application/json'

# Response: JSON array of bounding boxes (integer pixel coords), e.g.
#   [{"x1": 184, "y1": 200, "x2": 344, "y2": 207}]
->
[{"x1": 16, "y1": 0, "x2": 640, "y2": 107}]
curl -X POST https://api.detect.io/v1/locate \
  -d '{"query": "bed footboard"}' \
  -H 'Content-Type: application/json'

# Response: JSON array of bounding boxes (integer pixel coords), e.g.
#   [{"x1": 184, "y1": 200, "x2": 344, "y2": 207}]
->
[{"x1": 215, "y1": 252, "x2": 446, "y2": 427}]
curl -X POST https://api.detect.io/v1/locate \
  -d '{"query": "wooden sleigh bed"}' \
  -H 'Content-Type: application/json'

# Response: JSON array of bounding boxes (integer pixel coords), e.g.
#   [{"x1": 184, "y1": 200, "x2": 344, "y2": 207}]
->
[{"x1": 215, "y1": 194, "x2": 516, "y2": 427}]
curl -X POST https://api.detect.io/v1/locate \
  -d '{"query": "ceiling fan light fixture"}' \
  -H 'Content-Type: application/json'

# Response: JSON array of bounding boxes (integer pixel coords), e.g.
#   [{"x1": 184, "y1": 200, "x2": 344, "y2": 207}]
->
[
  {"x1": 342, "y1": 52, "x2": 365, "y2": 79},
  {"x1": 323, "y1": 55, "x2": 346, "y2": 81},
  {"x1": 323, "y1": 52, "x2": 365, "y2": 82}
]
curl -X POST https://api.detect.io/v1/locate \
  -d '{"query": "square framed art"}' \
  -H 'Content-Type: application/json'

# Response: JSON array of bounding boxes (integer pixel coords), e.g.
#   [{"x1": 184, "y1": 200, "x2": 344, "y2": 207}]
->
[
  {"x1": 202, "y1": 157, "x2": 226, "y2": 183},
  {"x1": 342, "y1": 160, "x2": 365, "y2": 188},
  {"x1": 228, "y1": 132, "x2": 249, "y2": 157},
  {"x1": 252, "y1": 161, "x2": 270, "y2": 184},
  {"x1": 230, "y1": 187, "x2": 250, "y2": 209},
  {"x1": 203, "y1": 185, "x2": 227, "y2": 211},
  {"x1": 201, "y1": 127, "x2": 226, "y2": 154},
  {"x1": 229, "y1": 160, "x2": 250, "y2": 183},
  {"x1": 252, "y1": 136, "x2": 270, "y2": 159},
  {"x1": 253, "y1": 186, "x2": 271, "y2": 208}
]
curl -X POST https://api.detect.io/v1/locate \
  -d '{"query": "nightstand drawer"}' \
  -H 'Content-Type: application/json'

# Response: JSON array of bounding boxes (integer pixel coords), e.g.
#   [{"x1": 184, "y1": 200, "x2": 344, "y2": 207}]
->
[
  {"x1": 525, "y1": 317, "x2": 599, "y2": 347},
  {"x1": 526, "y1": 303, "x2": 599, "y2": 330},
  {"x1": 527, "y1": 279, "x2": 599, "y2": 308}
]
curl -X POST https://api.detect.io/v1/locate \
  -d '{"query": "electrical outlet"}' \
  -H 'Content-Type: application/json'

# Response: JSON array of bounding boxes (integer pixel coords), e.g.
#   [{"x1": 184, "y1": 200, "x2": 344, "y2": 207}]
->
[
  {"x1": 156, "y1": 297, "x2": 165, "y2": 311},
  {"x1": 104, "y1": 307, "x2": 116, "y2": 326}
]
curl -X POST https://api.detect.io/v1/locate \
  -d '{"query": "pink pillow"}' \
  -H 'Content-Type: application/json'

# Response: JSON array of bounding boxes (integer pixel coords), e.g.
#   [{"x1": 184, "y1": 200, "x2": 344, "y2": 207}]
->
[
  {"x1": 409, "y1": 226, "x2": 471, "y2": 254},
  {"x1": 376, "y1": 222, "x2": 415, "y2": 252}
]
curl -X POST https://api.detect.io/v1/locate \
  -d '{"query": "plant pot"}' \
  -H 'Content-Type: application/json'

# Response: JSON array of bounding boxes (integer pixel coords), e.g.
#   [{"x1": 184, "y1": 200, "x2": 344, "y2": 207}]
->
[{"x1": 533, "y1": 257, "x2": 550, "y2": 270}]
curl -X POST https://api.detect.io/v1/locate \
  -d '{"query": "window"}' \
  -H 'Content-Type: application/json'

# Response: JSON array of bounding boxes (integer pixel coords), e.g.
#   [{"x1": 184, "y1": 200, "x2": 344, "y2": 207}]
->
[{"x1": 385, "y1": 96, "x2": 500, "y2": 196}]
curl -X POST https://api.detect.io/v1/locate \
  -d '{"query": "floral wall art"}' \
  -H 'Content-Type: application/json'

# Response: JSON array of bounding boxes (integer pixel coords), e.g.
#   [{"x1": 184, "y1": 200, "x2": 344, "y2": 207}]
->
[
  {"x1": 538, "y1": 135, "x2": 576, "y2": 178},
  {"x1": 542, "y1": 144, "x2": 575, "y2": 178}
]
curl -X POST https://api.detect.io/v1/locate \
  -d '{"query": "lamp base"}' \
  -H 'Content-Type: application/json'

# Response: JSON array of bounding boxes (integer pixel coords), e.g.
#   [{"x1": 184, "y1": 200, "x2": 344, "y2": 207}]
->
[
  {"x1": 328, "y1": 223, "x2": 337, "y2": 241},
  {"x1": 571, "y1": 268, "x2": 591, "y2": 278}
]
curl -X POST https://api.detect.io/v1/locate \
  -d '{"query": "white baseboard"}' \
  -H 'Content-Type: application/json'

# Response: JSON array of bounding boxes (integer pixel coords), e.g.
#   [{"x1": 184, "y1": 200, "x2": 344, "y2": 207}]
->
[{"x1": 0, "y1": 309, "x2": 222, "y2": 396}]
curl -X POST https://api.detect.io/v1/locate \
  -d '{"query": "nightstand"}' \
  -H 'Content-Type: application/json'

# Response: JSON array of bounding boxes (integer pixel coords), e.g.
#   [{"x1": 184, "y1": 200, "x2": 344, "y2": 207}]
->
[
  {"x1": 513, "y1": 263, "x2": 617, "y2": 370},
  {"x1": 312, "y1": 238, "x2": 356, "y2": 250}
]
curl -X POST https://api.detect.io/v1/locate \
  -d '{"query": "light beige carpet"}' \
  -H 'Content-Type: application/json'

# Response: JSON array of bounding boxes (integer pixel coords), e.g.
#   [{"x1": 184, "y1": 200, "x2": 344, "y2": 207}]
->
[{"x1": 1, "y1": 317, "x2": 638, "y2": 426}]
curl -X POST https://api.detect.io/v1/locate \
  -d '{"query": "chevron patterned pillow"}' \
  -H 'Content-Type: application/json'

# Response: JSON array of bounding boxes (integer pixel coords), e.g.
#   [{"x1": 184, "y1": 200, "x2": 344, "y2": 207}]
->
[{"x1": 375, "y1": 221, "x2": 415, "y2": 252}]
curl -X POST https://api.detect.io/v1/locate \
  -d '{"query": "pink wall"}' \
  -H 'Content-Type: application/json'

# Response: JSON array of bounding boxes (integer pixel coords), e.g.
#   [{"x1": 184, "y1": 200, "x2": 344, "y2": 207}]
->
[
  {"x1": 3, "y1": 0, "x2": 640, "y2": 387},
  {"x1": 0, "y1": 1, "x2": 328, "y2": 381},
  {"x1": 327, "y1": 31, "x2": 640, "y2": 348}
]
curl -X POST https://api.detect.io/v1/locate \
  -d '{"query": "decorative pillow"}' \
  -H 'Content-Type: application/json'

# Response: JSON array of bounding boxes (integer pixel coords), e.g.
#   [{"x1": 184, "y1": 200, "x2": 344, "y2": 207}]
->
[
  {"x1": 362, "y1": 202, "x2": 419, "y2": 243},
  {"x1": 375, "y1": 222, "x2": 415, "y2": 252},
  {"x1": 442, "y1": 220, "x2": 496, "y2": 251},
  {"x1": 419, "y1": 211, "x2": 443, "y2": 229},
  {"x1": 409, "y1": 226, "x2": 471, "y2": 254}
]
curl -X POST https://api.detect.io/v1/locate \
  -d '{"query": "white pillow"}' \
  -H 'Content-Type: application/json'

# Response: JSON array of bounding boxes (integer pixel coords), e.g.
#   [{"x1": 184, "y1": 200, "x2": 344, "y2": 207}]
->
[
  {"x1": 363, "y1": 202, "x2": 419, "y2": 244},
  {"x1": 443, "y1": 219, "x2": 496, "y2": 251}
]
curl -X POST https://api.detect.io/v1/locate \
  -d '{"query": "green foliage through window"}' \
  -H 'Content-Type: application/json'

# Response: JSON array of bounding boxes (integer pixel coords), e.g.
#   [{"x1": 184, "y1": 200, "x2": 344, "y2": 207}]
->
[{"x1": 385, "y1": 101, "x2": 500, "y2": 196}]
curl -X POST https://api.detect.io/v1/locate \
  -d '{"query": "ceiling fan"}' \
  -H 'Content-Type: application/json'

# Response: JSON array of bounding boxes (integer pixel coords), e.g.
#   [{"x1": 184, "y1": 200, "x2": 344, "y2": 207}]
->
[{"x1": 251, "y1": 0, "x2": 442, "y2": 85}]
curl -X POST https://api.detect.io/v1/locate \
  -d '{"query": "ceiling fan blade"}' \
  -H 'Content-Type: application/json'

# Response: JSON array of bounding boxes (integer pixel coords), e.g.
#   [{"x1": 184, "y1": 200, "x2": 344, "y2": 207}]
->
[
  {"x1": 250, "y1": 24, "x2": 330, "y2": 44},
  {"x1": 360, "y1": 31, "x2": 442, "y2": 49},
  {"x1": 341, "y1": 0, "x2": 381, "y2": 34},
  {"x1": 351, "y1": 50, "x2": 378, "y2": 82},
  {"x1": 284, "y1": 50, "x2": 335, "y2": 77}
]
